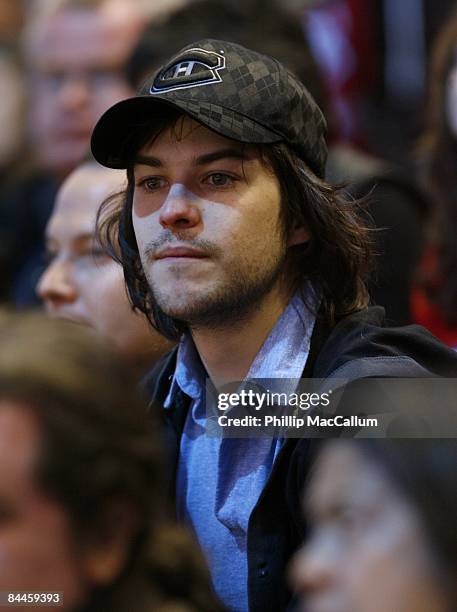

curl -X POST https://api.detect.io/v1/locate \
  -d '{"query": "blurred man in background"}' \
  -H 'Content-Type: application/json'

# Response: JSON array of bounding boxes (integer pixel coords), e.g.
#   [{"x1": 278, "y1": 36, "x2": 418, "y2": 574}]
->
[
  {"x1": 0, "y1": 0, "x2": 151, "y2": 305},
  {"x1": 37, "y1": 159, "x2": 172, "y2": 373},
  {"x1": 25, "y1": 0, "x2": 145, "y2": 179}
]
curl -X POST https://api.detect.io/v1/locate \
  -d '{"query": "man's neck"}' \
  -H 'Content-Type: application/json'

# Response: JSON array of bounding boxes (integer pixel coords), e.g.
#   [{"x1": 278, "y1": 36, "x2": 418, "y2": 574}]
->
[{"x1": 191, "y1": 286, "x2": 292, "y2": 387}]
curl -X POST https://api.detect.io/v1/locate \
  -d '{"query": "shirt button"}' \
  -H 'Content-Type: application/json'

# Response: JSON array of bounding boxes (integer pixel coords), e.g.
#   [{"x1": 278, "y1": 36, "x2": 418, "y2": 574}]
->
[{"x1": 258, "y1": 563, "x2": 268, "y2": 578}]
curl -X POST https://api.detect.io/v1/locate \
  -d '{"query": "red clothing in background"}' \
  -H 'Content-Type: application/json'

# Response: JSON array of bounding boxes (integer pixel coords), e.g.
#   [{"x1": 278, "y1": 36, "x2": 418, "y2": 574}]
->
[{"x1": 411, "y1": 248, "x2": 457, "y2": 349}]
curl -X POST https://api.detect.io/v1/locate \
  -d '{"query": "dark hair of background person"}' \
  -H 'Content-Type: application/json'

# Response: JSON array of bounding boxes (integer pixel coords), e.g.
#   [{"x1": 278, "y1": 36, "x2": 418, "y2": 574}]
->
[
  {"x1": 358, "y1": 440, "x2": 457, "y2": 601},
  {"x1": 97, "y1": 107, "x2": 372, "y2": 342},
  {"x1": 125, "y1": 0, "x2": 333, "y2": 135},
  {"x1": 418, "y1": 8, "x2": 457, "y2": 326},
  {"x1": 0, "y1": 310, "x2": 223, "y2": 612}
]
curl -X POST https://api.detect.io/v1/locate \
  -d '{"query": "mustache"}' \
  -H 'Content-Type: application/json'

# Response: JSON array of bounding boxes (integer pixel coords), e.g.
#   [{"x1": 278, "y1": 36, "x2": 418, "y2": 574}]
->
[{"x1": 144, "y1": 230, "x2": 221, "y2": 259}]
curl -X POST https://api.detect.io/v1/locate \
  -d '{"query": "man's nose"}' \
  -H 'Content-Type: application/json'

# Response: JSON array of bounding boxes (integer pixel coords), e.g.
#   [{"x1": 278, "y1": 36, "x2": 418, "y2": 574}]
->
[
  {"x1": 159, "y1": 184, "x2": 202, "y2": 232},
  {"x1": 37, "y1": 258, "x2": 78, "y2": 310}
]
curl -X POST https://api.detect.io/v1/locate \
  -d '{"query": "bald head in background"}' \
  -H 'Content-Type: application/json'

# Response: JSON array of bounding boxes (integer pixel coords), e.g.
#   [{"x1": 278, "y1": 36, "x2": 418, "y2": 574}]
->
[{"x1": 38, "y1": 160, "x2": 172, "y2": 369}]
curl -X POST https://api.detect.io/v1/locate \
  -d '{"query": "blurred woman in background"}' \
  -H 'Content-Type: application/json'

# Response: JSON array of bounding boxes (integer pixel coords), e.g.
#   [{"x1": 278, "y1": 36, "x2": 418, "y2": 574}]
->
[{"x1": 290, "y1": 440, "x2": 457, "y2": 612}]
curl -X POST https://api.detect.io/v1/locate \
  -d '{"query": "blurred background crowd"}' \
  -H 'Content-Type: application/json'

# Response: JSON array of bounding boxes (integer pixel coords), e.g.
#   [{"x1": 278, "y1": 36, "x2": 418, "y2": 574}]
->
[{"x1": 1, "y1": 0, "x2": 457, "y2": 347}]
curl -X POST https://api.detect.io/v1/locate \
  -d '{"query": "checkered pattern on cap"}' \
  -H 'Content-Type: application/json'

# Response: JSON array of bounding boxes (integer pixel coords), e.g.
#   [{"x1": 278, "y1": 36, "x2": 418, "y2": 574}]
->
[{"x1": 91, "y1": 39, "x2": 327, "y2": 177}]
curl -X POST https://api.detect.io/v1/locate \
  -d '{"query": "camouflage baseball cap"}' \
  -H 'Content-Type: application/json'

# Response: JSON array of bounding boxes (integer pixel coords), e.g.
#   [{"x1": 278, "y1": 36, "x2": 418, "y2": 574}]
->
[{"x1": 91, "y1": 39, "x2": 328, "y2": 177}]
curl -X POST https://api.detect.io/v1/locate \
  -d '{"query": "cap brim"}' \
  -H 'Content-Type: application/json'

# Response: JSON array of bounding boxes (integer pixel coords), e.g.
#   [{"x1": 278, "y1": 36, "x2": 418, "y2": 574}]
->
[{"x1": 91, "y1": 95, "x2": 283, "y2": 169}]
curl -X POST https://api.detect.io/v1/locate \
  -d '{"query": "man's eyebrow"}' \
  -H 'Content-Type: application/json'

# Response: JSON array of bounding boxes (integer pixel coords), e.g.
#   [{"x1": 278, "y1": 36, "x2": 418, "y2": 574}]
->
[
  {"x1": 134, "y1": 147, "x2": 250, "y2": 168},
  {"x1": 45, "y1": 232, "x2": 96, "y2": 250},
  {"x1": 135, "y1": 154, "x2": 162, "y2": 167},
  {"x1": 195, "y1": 147, "x2": 250, "y2": 165}
]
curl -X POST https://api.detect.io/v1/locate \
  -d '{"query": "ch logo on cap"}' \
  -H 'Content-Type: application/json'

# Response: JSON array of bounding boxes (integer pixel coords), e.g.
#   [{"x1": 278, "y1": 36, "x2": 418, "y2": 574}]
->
[{"x1": 150, "y1": 47, "x2": 226, "y2": 93}]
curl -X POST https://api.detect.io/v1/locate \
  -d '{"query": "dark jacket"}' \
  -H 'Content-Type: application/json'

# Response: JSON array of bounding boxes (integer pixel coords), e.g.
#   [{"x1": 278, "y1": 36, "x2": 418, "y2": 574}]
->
[{"x1": 145, "y1": 306, "x2": 457, "y2": 612}]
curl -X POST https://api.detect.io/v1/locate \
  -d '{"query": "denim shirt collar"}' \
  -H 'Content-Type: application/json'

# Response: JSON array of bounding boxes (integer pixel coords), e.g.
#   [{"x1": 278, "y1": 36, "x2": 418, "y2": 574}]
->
[{"x1": 164, "y1": 286, "x2": 318, "y2": 408}]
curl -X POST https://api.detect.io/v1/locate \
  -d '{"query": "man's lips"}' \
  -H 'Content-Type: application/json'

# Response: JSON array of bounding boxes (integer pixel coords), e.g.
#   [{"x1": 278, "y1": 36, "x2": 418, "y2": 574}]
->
[{"x1": 154, "y1": 246, "x2": 209, "y2": 260}]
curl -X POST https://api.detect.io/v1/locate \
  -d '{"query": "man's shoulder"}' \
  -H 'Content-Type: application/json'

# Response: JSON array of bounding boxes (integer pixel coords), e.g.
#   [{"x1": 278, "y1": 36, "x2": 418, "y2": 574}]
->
[{"x1": 311, "y1": 306, "x2": 457, "y2": 379}]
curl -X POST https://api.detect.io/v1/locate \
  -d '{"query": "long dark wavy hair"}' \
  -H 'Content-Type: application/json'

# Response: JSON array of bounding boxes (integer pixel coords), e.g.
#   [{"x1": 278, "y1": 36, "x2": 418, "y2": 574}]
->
[
  {"x1": 97, "y1": 109, "x2": 372, "y2": 341},
  {"x1": 418, "y1": 8, "x2": 457, "y2": 325}
]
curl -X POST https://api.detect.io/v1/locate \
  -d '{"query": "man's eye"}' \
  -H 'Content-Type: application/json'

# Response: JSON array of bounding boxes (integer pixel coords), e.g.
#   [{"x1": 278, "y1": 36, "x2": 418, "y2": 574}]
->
[
  {"x1": 91, "y1": 247, "x2": 110, "y2": 261},
  {"x1": 41, "y1": 72, "x2": 66, "y2": 90},
  {"x1": 205, "y1": 173, "x2": 235, "y2": 187},
  {"x1": 139, "y1": 177, "x2": 166, "y2": 191}
]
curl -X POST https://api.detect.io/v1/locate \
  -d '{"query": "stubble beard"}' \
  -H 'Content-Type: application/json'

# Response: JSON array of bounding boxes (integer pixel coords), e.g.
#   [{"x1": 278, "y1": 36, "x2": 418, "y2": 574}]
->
[{"x1": 144, "y1": 247, "x2": 288, "y2": 331}]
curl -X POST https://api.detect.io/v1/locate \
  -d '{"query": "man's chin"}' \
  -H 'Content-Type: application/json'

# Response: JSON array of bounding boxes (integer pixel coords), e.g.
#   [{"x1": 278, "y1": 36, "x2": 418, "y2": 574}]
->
[
  {"x1": 154, "y1": 295, "x2": 256, "y2": 330},
  {"x1": 149, "y1": 269, "x2": 282, "y2": 328},
  {"x1": 150, "y1": 283, "x2": 215, "y2": 320},
  {"x1": 154, "y1": 301, "x2": 203, "y2": 324}
]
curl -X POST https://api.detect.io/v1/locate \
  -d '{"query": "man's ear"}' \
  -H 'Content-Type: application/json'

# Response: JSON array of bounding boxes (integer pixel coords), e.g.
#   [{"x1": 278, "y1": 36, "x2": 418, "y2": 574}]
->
[
  {"x1": 81, "y1": 502, "x2": 139, "y2": 587},
  {"x1": 288, "y1": 225, "x2": 311, "y2": 247}
]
